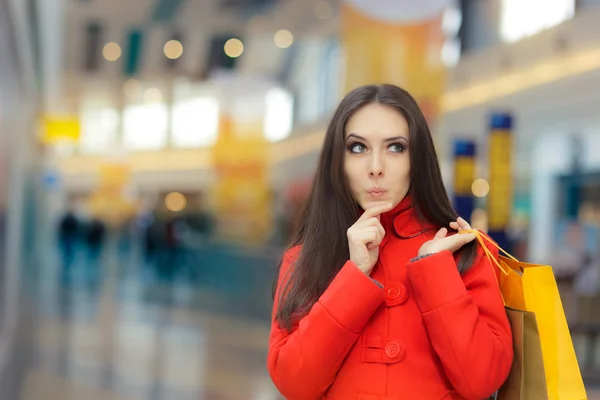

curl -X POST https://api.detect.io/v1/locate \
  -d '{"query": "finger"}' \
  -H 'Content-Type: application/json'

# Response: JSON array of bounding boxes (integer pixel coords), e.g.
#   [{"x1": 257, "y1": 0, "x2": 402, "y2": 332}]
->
[
  {"x1": 434, "y1": 227, "x2": 448, "y2": 239},
  {"x1": 449, "y1": 221, "x2": 459, "y2": 230},
  {"x1": 358, "y1": 227, "x2": 379, "y2": 245},
  {"x1": 373, "y1": 222, "x2": 385, "y2": 246},
  {"x1": 359, "y1": 203, "x2": 394, "y2": 222},
  {"x1": 457, "y1": 217, "x2": 472, "y2": 231},
  {"x1": 446, "y1": 232, "x2": 477, "y2": 252},
  {"x1": 367, "y1": 242, "x2": 379, "y2": 250},
  {"x1": 377, "y1": 222, "x2": 385, "y2": 242},
  {"x1": 373, "y1": 226, "x2": 384, "y2": 247},
  {"x1": 354, "y1": 217, "x2": 377, "y2": 229},
  {"x1": 360, "y1": 219, "x2": 385, "y2": 240},
  {"x1": 361, "y1": 229, "x2": 382, "y2": 249},
  {"x1": 365, "y1": 217, "x2": 381, "y2": 227}
]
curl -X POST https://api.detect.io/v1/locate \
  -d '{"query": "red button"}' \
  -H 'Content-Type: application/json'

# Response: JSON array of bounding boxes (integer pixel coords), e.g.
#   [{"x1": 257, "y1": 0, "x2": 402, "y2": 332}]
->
[
  {"x1": 386, "y1": 286, "x2": 400, "y2": 300},
  {"x1": 385, "y1": 284, "x2": 409, "y2": 306},
  {"x1": 384, "y1": 341, "x2": 401, "y2": 358}
]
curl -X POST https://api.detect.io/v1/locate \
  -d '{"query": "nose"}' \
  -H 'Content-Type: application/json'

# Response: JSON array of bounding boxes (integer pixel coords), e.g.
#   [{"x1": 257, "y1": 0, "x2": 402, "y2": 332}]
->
[{"x1": 369, "y1": 154, "x2": 384, "y2": 177}]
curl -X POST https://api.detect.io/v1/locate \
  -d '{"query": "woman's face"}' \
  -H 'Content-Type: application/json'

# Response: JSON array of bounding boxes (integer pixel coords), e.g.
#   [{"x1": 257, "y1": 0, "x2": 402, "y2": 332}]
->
[{"x1": 344, "y1": 103, "x2": 411, "y2": 211}]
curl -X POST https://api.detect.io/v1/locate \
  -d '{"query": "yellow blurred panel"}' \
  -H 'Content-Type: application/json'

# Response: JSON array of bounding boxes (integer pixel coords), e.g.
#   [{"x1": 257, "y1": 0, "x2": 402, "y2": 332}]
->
[
  {"x1": 454, "y1": 157, "x2": 476, "y2": 196},
  {"x1": 211, "y1": 114, "x2": 272, "y2": 244},
  {"x1": 488, "y1": 131, "x2": 513, "y2": 230},
  {"x1": 341, "y1": 4, "x2": 446, "y2": 124},
  {"x1": 41, "y1": 116, "x2": 80, "y2": 144}
]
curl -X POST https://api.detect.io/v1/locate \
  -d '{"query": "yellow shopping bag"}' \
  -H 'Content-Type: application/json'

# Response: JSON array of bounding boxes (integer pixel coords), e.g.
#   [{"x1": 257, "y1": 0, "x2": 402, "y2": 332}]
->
[{"x1": 465, "y1": 230, "x2": 587, "y2": 400}]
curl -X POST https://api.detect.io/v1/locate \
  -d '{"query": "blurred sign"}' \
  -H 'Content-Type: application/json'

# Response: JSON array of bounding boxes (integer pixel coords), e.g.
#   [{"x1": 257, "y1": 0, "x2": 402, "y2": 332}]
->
[
  {"x1": 212, "y1": 114, "x2": 272, "y2": 244},
  {"x1": 41, "y1": 116, "x2": 80, "y2": 144},
  {"x1": 88, "y1": 162, "x2": 137, "y2": 225},
  {"x1": 453, "y1": 139, "x2": 476, "y2": 222},
  {"x1": 341, "y1": 0, "x2": 449, "y2": 125},
  {"x1": 487, "y1": 113, "x2": 513, "y2": 250},
  {"x1": 42, "y1": 169, "x2": 61, "y2": 190},
  {"x1": 344, "y1": 0, "x2": 453, "y2": 22},
  {"x1": 454, "y1": 141, "x2": 476, "y2": 195}
]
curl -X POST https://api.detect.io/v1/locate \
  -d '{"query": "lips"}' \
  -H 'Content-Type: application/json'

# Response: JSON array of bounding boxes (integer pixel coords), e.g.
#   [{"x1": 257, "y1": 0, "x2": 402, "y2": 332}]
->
[{"x1": 367, "y1": 188, "x2": 388, "y2": 197}]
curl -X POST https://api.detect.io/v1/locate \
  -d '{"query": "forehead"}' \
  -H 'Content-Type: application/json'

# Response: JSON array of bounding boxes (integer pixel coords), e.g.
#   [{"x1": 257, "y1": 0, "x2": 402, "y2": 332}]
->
[{"x1": 345, "y1": 103, "x2": 409, "y2": 139}]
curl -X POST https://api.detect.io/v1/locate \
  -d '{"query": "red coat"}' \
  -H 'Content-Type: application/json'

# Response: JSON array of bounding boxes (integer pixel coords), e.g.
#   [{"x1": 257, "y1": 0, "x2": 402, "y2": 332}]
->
[{"x1": 268, "y1": 196, "x2": 513, "y2": 400}]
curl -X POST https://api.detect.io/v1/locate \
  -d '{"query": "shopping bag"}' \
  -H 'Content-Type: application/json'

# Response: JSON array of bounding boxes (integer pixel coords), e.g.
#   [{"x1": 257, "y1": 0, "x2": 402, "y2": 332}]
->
[
  {"x1": 498, "y1": 307, "x2": 548, "y2": 400},
  {"x1": 465, "y1": 230, "x2": 587, "y2": 400},
  {"x1": 501, "y1": 255, "x2": 587, "y2": 400}
]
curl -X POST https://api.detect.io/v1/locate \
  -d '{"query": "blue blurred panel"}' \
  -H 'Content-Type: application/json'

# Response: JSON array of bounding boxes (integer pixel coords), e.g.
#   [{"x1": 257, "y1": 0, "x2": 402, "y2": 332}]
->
[
  {"x1": 489, "y1": 112, "x2": 513, "y2": 130},
  {"x1": 453, "y1": 139, "x2": 476, "y2": 157},
  {"x1": 453, "y1": 138, "x2": 476, "y2": 223},
  {"x1": 124, "y1": 29, "x2": 144, "y2": 77},
  {"x1": 151, "y1": 0, "x2": 185, "y2": 23},
  {"x1": 220, "y1": 0, "x2": 279, "y2": 14},
  {"x1": 454, "y1": 195, "x2": 475, "y2": 223},
  {"x1": 487, "y1": 229, "x2": 511, "y2": 254},
  {"x1": 42, "y1": 169, "x2": 61, "y2": 190}
]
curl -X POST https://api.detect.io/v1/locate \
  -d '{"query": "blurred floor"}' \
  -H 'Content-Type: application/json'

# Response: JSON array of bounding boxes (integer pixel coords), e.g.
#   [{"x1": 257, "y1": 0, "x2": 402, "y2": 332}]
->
[
  {"x1": 19, "y1": 235, "x2": 283, "y2": 400},
  {"x1": 14, "y1": 234, "x2": 600, "y2": 399}
]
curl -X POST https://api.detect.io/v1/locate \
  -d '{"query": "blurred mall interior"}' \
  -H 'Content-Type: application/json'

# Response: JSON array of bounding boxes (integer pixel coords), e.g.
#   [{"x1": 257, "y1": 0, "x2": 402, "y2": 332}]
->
[{"x1": 1, "y1": 0, "x2": 600, "y2": 398}]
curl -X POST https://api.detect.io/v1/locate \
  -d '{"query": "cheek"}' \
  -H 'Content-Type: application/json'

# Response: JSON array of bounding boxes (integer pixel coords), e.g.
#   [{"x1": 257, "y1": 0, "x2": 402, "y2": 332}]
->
[
  {"x1": 391, "y1": 158, "x2": 411, "y2": 187},
  {"x1": 344, "y1": 159, "x2": 362, "y2": 191}
]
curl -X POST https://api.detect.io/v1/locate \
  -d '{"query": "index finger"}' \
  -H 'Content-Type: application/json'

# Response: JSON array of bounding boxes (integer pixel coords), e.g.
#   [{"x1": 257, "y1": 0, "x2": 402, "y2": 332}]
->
[
  {"x1": 359, "y1": 203, "x2": 394, "y2": 221},
  {"x1": 457, "y1": 217, "x2": 472, "y2": 231}
]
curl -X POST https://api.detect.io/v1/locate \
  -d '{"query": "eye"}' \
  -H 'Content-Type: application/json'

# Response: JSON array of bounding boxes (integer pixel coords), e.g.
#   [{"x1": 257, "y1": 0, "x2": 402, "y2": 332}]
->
[
  {"x1": 348, "y1": 142, "x2": 367, "y2": 154},
  {"x1": 389, "y1": 143, "x2": 406, "y2": 153}
]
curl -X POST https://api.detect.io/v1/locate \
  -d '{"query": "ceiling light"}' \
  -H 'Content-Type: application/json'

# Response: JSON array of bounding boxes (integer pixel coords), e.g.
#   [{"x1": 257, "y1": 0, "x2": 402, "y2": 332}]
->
[
  {"x1": 164, "y1": 39, "x2": 184, "y2": 59},
  {"x1": 472, "y1": 178, "x2": 490, "y2": 198},
  {"x1": 274, "y1": 29, "x2": 294, "y2": 49},
  {"x1": 165, "y1": 192, "x2": 186, "y2": 212},
  {"x1": 123, "y1": 79, "x2": 141, "y2": 97},
  {"x1": 103, "y1": 42, "x2": 122, "y2": 62},
  {"x1": 143, "y1": 88, "x2": 162, "y2": 104},
  {"x1": 224, "y1": 38, "x2": 244, "y2": 58}
]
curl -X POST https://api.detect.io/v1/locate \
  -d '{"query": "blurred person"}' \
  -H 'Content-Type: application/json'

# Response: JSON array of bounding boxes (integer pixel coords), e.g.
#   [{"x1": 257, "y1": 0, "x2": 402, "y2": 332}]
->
[
  {"x1": 271, "y1": 196, "x2": 294, "y2": 246},
  {"x1": 268, "y1": 84, "x2": 512, "y2": 400},
  {"x1": 157, "y1": 216, "x2": 179, "y2": 281},
  {"x1": 573, "y1": 249, "x2": 598, "y2": 324},
  {"x1": 85, "y1": 218, "x2": 106, "y2": 266},
  {"x1": 58, "y1": 207, "x2": 80, "y2": 274},
  {"x1": 552, "y1": 220, "x2": 588, "y2": 276},
  {"x1": 568, "y1": 217, "x2": 600, "y2": 325},
  {"x1": 139, "y1": 209, "x2": 157, "y2": 266},
  {"x1": 116, "y1": 217, "x2": 133, "y2": 262},
  {"x1": 196, "y1": 206, "x2": 215, "y2": 243}
]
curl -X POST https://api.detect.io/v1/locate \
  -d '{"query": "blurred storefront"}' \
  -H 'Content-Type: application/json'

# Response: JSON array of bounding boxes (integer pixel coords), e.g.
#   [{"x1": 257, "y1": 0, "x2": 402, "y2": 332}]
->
[
  {"x1": 42, "y1": 0, "x2": 600, "y2": 260},
  {"x1": 0, "y1": 0, "x2": 39, "y2": 397},
  {"x1": 438, "y1": 2, "x2": 600, "y2": 379},
  {"x1": 5, "y1": 0, "x2": 600, "y2": 397}
]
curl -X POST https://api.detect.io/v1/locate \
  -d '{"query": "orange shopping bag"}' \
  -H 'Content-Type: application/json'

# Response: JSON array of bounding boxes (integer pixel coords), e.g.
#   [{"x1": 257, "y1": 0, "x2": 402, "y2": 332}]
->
[{"x1": 465, "y1": 230, "x2": 587, "y2": 400}]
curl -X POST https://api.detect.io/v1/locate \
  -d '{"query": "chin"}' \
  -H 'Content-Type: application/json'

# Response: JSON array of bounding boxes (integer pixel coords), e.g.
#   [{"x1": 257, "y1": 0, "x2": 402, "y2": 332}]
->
[{"x1": 360, "y1": 198, "x2": 392, "y2": 209}]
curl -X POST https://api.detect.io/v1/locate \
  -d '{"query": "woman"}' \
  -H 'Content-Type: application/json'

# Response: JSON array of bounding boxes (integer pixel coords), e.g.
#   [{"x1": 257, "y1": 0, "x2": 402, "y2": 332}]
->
[{"x1": 268, "y1": 84, "x2": 513, "y2": 400}]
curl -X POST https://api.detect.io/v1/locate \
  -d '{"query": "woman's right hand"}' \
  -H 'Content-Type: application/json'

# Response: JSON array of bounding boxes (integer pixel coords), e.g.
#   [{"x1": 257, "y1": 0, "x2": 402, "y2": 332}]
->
[{"x1": 347, "y1": 203, "x2": 393, "y2": 275}]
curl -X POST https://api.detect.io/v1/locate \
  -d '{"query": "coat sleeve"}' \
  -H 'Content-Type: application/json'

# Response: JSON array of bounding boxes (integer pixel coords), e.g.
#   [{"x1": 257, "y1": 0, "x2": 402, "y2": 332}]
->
[
  {"x1": 267, "y1": 247, "x2": 385, "y2": 400},
  {"x1": 406, "y1": 240, "x2": 513, "y2": 400}
]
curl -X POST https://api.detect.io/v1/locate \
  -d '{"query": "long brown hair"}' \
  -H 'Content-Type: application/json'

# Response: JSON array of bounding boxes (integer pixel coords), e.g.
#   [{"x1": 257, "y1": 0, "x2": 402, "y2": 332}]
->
[{"x1": 273, "y1": 84, "x2": 478, "y2": 330}]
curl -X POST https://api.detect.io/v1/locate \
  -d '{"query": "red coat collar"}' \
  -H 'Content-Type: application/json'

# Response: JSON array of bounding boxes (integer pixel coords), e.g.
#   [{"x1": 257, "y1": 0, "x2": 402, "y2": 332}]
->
[{"x1": 379, "y1": 195, "x2": 436, "y2": 239}]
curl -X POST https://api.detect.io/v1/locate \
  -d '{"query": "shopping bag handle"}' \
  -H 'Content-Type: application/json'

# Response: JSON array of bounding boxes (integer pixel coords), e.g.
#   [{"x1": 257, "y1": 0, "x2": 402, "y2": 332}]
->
[{"x1": 459, "y1": 229, "x2": 518, "y2": 276}]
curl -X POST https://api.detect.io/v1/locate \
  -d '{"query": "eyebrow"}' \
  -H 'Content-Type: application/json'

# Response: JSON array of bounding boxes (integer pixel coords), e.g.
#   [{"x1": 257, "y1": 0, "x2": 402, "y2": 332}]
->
[{"x1": 346, "y1": 133, "x2": 408, "y2": 143}]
